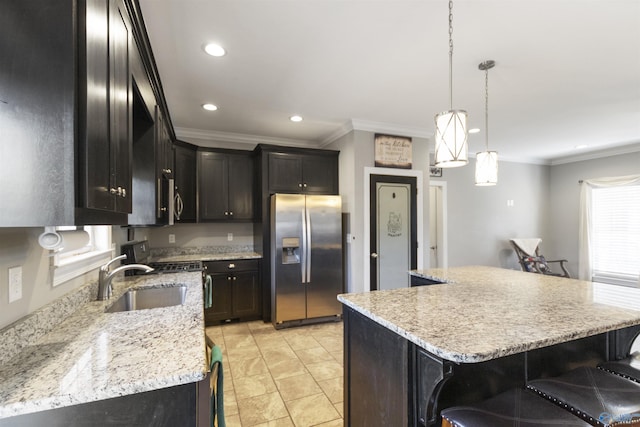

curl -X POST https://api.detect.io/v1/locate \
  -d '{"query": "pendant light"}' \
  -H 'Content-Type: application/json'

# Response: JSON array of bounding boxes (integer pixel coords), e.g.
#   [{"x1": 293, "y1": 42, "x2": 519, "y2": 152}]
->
[
  {"x1": 475, "y1": 60, "x2": 498, "y2": 186},
  {"x1": 434, "y1": 0, "x2": 468, "y2": 168}
]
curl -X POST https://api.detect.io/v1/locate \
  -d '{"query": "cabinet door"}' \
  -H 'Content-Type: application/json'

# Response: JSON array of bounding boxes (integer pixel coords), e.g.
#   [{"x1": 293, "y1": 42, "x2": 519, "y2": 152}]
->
[
  {"x1": 228, "y1": 154, "x2": 254, "y2": 220},
  {"x1": 109, "y1": 0, "x2": 132, "y2": 213},
  {"x1": 154, "y1": 106, "x2": 173, "y2": 221},
  {"x1": 231, "y1": 271, "x2": 261, "y2": 318},
  {"x1": 302, "y1": 154, "x2": 338, "y2": 194},
  {"x1": 82, "y1": 0, "x2": 112, "y2": 212},
  {"x1": 205, "y1": 274, "x2": 233, "y2": 322},
  {"x1": 198, "y1": 151, "x2": 229, "y2": 220},
  {"x1": 174, "y1": 144, "x2": 197, "y2": 222},
  {"x1": 268, "y1": 153, "x2": 303, "y2": 193}
]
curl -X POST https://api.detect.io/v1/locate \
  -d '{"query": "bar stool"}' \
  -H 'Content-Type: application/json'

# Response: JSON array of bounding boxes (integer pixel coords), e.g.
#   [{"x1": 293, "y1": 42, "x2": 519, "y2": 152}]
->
[
  {"x1": 599, "y1": 352, "x2": 640, "y2": 384},
  {"x1": 527, "y1": 366, "x2": 640, "y2": 426},
  {"x1": 440, "y1": 388, "x2": 591, "y2": 427}
]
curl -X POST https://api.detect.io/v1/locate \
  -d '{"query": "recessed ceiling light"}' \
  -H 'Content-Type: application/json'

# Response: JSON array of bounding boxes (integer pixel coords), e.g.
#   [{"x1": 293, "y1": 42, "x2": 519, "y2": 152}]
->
[
  {"x1": 468, "y1": 128, "x2": 481, "y2": 134},
  {"x1": 290, "y1": 115, "x2": 303, "y2": 122},
  {"x1": 202, "y1": 103, "x2": 218, "y2": 111},
  {"x1": 204, "y1": 43, "x2": 226, "y2": 57}
]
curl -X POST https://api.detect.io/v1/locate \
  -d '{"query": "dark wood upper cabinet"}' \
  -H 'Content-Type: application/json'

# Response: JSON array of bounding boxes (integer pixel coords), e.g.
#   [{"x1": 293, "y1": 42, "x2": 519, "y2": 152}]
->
[
  {"x1": 267, "y1": 151, "x2": 339, "y2": 195},
  {"x1": 0, "y1": 0, "x2": 138, "y2": 226},
  {"x1": 173, "y1": 142, "x2": 197, "y2": 223},
  {"x1": 198, "y1": 150, "x2": 254, "y2": 221},
  {"x1": 79, "y1": 0, "x2": 133, "y2": 220}
]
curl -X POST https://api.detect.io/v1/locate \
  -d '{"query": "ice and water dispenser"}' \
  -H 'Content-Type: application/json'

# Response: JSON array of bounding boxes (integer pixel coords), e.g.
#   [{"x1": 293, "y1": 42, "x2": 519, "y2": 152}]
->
[{"x1": 281, "y1": 237, "x2": 300, "y2": 264}]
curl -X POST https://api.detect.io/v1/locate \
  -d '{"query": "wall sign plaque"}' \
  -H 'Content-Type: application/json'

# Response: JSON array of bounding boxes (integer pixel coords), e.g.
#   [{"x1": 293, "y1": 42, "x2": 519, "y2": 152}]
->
[{"x1": 374, "y1": 134, "x2": 412, "y2": 169}]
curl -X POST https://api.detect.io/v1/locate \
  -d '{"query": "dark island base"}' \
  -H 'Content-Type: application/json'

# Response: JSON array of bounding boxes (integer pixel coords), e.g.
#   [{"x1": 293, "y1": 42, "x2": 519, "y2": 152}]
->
[{"x1": 342, "y1": 306, "x2": 640, "y2": 427}]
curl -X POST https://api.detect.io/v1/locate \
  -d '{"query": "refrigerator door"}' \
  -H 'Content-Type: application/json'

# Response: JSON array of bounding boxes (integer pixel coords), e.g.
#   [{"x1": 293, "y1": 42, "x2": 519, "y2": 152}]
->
[
  {"x1": 271, "y1": 194, "x2": 306, "y2": 324},
  {"x1": 306, "y1": 195, "x2": 343, "y2": 319}
]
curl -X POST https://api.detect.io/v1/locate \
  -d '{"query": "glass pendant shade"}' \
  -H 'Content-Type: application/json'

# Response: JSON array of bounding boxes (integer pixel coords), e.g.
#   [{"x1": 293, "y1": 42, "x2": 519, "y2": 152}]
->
[
  {"x1": 475, "y1": 151, "x2": 498, "y2": 186},
  {"x1": 434, "y1": 109, "x2": 469, "y2": 167}
]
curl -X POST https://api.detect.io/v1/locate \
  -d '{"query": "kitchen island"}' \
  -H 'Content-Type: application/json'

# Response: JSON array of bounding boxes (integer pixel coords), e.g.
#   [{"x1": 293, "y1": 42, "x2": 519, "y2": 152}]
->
[
  {"x1": 0, "y1": 271, "x2": 208, "y2": 426},
  {"x1": 338, "y1": 266, "x2": 640, "y2": 427}
]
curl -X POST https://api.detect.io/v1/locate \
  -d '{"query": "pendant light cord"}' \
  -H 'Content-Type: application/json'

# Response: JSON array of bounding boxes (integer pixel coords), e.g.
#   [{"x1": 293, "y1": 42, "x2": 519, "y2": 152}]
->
[
  {"x1": 485, "y1": 66, "x2": 489, "y2": 151},
  {"x1": 448, "y1": 0, "x2": 454, "y2": 110}
]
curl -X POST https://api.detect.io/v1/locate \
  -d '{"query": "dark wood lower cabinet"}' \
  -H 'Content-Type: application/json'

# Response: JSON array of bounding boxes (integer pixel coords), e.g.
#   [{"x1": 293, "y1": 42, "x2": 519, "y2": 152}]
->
[
  {"x1": 343, "y1": 306, "x2": 640, "y2": 427},
  {"x1": 204, "y1": 260, "x2": 261, "y2": 325},
  {"x1": 0, "y1": 376, "x2": 210, "y2": 427}
]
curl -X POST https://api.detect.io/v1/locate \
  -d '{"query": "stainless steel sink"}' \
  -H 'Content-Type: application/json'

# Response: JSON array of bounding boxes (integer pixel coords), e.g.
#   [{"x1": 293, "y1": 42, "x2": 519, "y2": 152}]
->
[{"x1": 106, "y1": 285, "x2": 187, "y2": 313}]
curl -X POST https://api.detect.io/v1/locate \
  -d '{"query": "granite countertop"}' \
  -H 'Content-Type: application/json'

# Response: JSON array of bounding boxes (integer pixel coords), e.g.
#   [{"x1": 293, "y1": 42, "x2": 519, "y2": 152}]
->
[
  {"x1": 0, "y1": 271, "x2": 207, "y2": 420},
  {"x1": 153, "y1": 252, "x2": 262, "y2": 263},
  {"x1": 338, "y1": 266, "x2": 640, "y2": 364}
]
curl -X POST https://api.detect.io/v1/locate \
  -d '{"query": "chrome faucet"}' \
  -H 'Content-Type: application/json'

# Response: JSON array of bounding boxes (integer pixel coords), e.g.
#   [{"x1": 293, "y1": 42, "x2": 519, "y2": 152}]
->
[{"x1": 97, "y1": 254, "x2": 155, "y2": 300}]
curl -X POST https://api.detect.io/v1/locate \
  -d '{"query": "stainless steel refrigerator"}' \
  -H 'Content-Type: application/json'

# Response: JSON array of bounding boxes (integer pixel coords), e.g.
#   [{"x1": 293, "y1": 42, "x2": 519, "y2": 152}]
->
[{"x1": 271, "y1": 193, "x2": 343, "y2": 328}]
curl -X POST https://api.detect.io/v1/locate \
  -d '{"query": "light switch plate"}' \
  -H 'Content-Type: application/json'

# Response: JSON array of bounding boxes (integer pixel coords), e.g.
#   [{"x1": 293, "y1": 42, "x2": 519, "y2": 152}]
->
[
  {"x1": 227, "y1": 233, "x2": 233, "y2": 242},
  {"x1": 9, "y1": 266, "x2": 22, "y2": 303}
]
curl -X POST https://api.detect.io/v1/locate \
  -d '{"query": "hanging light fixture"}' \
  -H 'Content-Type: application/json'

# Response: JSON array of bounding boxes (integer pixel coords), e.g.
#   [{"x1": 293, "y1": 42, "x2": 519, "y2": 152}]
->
[
  {"x1": 475, "y1": 60, "x2": 498, "y2": 186},
  {"x1": 434, "y1": 0, "x2": 468, "y2": 168}
]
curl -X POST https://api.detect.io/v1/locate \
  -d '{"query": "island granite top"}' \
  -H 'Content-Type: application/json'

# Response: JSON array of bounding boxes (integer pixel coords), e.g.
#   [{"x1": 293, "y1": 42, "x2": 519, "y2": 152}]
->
[
  {"x1": 0, "y1": 272, "x2": 207, "y2": 420},
  {"x1": 338, "y1": 266, "x2": 640, "y2": 363}
]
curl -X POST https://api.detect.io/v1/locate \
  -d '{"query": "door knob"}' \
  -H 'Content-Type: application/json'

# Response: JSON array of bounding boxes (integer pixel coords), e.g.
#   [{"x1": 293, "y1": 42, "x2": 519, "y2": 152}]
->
[{"x1": 371, "y1": 253, "x2": 378, "y2": 259}]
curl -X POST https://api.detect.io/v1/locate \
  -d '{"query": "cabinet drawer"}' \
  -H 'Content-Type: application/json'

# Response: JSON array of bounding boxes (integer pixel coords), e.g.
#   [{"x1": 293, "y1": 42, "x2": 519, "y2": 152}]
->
[{"x1": 204, "y1": 259, "x2": 260, "y2": 273}]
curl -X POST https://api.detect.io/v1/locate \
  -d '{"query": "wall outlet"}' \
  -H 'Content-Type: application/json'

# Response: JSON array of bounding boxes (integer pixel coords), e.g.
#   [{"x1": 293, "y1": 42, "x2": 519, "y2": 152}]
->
[
  {"x1": 168, "y1": 234, "x2": 175, "y2": 244},
  {"x1": 227, "y1": 233, "x2": 233, "y2": 242},
  {"x1": 9, "y1": 266, "x2": 23, "y2": 303},
  {"x1": 507, "y1": 199, "x2": 515, "y2": 207}
]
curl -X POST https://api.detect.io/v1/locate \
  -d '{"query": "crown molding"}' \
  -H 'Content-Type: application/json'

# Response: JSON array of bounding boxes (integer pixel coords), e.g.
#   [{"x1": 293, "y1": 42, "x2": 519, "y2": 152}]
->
[
  {"x1": 174, "y1": 127, "x2": 312, "y2": 148},
  {"x1": 550, "y1": 142, "x2": 640, "y2": 165},
  {"x1": 350, "y1": 119, "x2": 434, "y2": 140}
]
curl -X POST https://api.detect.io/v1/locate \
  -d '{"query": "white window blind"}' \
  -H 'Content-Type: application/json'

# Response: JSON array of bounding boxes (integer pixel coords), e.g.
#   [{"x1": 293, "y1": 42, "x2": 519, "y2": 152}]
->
[{"x1": 591, "y1": 184, "x2": 640, "y2": 286}]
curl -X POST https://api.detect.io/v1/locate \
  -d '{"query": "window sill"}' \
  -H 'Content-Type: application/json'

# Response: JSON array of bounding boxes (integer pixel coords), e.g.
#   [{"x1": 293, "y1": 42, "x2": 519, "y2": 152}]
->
[{"x1": 53, "y1": 248, "x2": 115, "y2": 287}]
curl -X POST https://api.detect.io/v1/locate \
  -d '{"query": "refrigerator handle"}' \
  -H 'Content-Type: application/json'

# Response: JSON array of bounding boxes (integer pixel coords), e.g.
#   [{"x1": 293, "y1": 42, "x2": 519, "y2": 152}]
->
[
  {"x1": 301, "y1": 209, "x2": 307, "y2": 283},
  {"x1": 306, "y1": 208, "x2": 312, "y2": 283}
]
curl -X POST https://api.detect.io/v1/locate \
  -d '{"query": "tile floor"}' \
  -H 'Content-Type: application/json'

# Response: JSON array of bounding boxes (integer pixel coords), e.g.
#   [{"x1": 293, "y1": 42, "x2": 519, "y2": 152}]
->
[{"x1": 205, "y1": 320, "x2": 344, "y2": 427}]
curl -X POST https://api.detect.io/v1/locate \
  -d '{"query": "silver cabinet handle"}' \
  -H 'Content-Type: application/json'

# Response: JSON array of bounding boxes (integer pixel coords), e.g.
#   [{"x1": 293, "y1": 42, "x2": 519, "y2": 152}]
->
[
  {"x1": 228, "y1": 263, "x2": 235, "y2": 269},
  {"x1": 298, "y1": 183, "x2": 303, "y2": 188},
  {"x1": 371, "y1": 253, "x2": 378, "y2": 259}
]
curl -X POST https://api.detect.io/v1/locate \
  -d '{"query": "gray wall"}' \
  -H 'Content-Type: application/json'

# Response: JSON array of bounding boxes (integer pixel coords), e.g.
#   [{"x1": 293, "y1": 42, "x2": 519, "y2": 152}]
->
[
  {"x1": 143, "y1": 222, "x2": 254, "y2": 248},
  {"x1": 438, "y1": 160, "x2": 551, "y2": 270},
  {"x1": 0, "y1": 227, "x2": 129, "y2": 330},
  {"x1": 549, "y1": 151, "x2": 640, "y2": 278},
  {"x1": 327, "y1": 130, "x2": 431, "y2": 294}
]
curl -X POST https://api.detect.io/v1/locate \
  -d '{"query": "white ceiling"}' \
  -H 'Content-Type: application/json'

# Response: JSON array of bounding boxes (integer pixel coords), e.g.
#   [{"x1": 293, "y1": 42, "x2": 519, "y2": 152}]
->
[{"x1": 138, "y1": 0, "x2": 640, "y2": 164}]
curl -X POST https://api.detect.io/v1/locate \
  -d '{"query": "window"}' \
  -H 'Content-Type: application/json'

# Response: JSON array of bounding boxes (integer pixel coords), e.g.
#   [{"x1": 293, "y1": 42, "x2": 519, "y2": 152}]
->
[
  {"x1": 51, "y1": 226, "x2": 114, "y2": 287},
  {"x1": 580, "y1": 175, "x2": 640, "y2": 287}
]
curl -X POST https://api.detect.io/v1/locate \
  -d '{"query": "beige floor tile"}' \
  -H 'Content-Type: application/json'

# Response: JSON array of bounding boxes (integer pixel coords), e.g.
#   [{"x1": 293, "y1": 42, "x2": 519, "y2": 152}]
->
[
  {"x1": 285, "y1": 392, "x2": 340, "y2": 427},
  {"x1": 267, "y1": 357, "x2": 308, "y2": 380},
  {"x1": 225, "y1": 334, "x2": 258, "y2": 350},
  {"x1": 247, "y1": 321, "x2": 276, "y2": 332},
  {"x1": 222, "y1": 323, "x2": 252, "y2": 336},
  {"x1": 254, "y1": 334, "x2": 290, "y2": 350},
  {"x1": 305, "y1": 360, "x2": 343, "y2": 382},
  {"x1": 237, "y1": 391, "x2": 289, "y2": 426},
  {"x1": 294, "y1": 346, "x2": 332, "y2": 366},
  {"x1": 234, "y1": 373, "x2": 278, "y2": 399},
  {"x1": 253, "y1": 417, "x2": 295, "y2": 427},
  {"x1": 228, "y1": 345, "x2": 263, "y2": 360},
  {"x1": 317, "y1": 377, "x2": 343, "y2": 404},
  {"x1": 284, "y1": 334, "x2": 322, "y2": 351},
  {"x1": 229, "y1": 356, "x2": 270, "y2": 379},
  {"x1": 331, "y1": 351, "x2": 343, "y2": 367},
  {"x1": 261, "y1": 345, "x2": 298, "y2": 361},
  {"x1": 275, "y1": 373, "x2": 323, "y2": 402},
  {"x1": 333, "y1": 402, "x2": 344, "y2": 418},
  {"x1": 314, "y1": 419, "x2": 344, "y2": 427},
  {"x1": 318, "y1": 337, "x2": 343, "y2": 353},
  {"x1": 223, "y1": 413, "x2": 242, "y2": 427},
  {"x1": 224, "y1": 390, "x2": 239, "y2": 416}
]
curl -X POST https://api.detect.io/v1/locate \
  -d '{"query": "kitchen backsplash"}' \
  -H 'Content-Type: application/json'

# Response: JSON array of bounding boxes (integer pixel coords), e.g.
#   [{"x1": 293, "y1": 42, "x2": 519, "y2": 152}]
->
[{"x1": 150, "y1": 245, "x2": 255, "y2": 258}]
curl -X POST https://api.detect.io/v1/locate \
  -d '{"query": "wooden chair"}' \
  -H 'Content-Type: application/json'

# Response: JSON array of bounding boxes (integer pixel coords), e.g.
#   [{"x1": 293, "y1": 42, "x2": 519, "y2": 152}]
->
[{"x1": 510, "y1": 238, "x2": 570, "y2": 278}]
